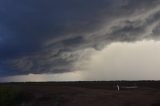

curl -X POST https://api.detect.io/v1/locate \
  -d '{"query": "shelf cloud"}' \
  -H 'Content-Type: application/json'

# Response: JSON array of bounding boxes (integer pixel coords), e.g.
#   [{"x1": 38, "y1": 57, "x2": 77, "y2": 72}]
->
[{"x1": 1, "y1": 0, "x2": 160, "y2": 76}]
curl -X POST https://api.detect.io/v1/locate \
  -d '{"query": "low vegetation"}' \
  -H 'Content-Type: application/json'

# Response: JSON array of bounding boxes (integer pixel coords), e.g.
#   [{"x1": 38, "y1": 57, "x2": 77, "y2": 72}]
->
[
  {"x1": 1, "y1": 81, "x2": 160, "y2": 106},
  {"x1": 0, "y1": 85, "x2": 22, "y2": 106}
]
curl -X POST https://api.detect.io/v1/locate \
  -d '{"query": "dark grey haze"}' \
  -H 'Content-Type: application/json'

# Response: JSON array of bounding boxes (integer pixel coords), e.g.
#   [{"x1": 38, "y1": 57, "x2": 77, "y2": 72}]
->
[{"x1": 0, "y1": 0, "x2": 160, "y2": 76}]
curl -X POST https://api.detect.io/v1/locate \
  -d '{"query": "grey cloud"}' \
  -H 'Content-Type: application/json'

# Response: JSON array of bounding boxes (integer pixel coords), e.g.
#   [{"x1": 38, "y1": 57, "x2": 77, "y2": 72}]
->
[
  {"x1": 1, "y1": 0, "x2": 160, "y2": 76},
  {"x1": 152, "y1": 23, "x2": 160, "y2": 36}
]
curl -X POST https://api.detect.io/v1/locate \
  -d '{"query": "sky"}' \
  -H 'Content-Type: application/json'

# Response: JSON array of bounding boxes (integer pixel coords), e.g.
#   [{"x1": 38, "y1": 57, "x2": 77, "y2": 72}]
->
[{"x1": 1, "y1": 0, "x2": 160, "y2": 82}]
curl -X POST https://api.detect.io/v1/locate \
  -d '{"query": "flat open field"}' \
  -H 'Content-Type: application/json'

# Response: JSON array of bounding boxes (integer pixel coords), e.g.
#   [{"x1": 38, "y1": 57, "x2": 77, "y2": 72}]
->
[{"x1": 1, "y1": 81, "x2": 160, "y2": 106}]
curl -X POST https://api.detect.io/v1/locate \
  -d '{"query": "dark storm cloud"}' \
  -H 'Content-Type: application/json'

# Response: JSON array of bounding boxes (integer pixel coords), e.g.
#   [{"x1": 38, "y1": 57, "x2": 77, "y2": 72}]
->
[{"x1": 0, "y1": 0, "x2": 160, "y2": 76}]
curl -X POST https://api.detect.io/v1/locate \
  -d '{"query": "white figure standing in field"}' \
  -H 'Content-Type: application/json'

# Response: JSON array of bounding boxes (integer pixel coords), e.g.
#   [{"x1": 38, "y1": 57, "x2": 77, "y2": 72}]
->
[{"x1": 116, "y1": 84, "x2": 120, "y2": 91}]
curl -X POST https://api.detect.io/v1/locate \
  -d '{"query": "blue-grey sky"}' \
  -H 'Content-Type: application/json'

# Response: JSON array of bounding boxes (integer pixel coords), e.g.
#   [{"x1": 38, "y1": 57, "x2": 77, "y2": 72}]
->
[{"x1": 1, "y1": 0, "x2": 160, "y2": 81}]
